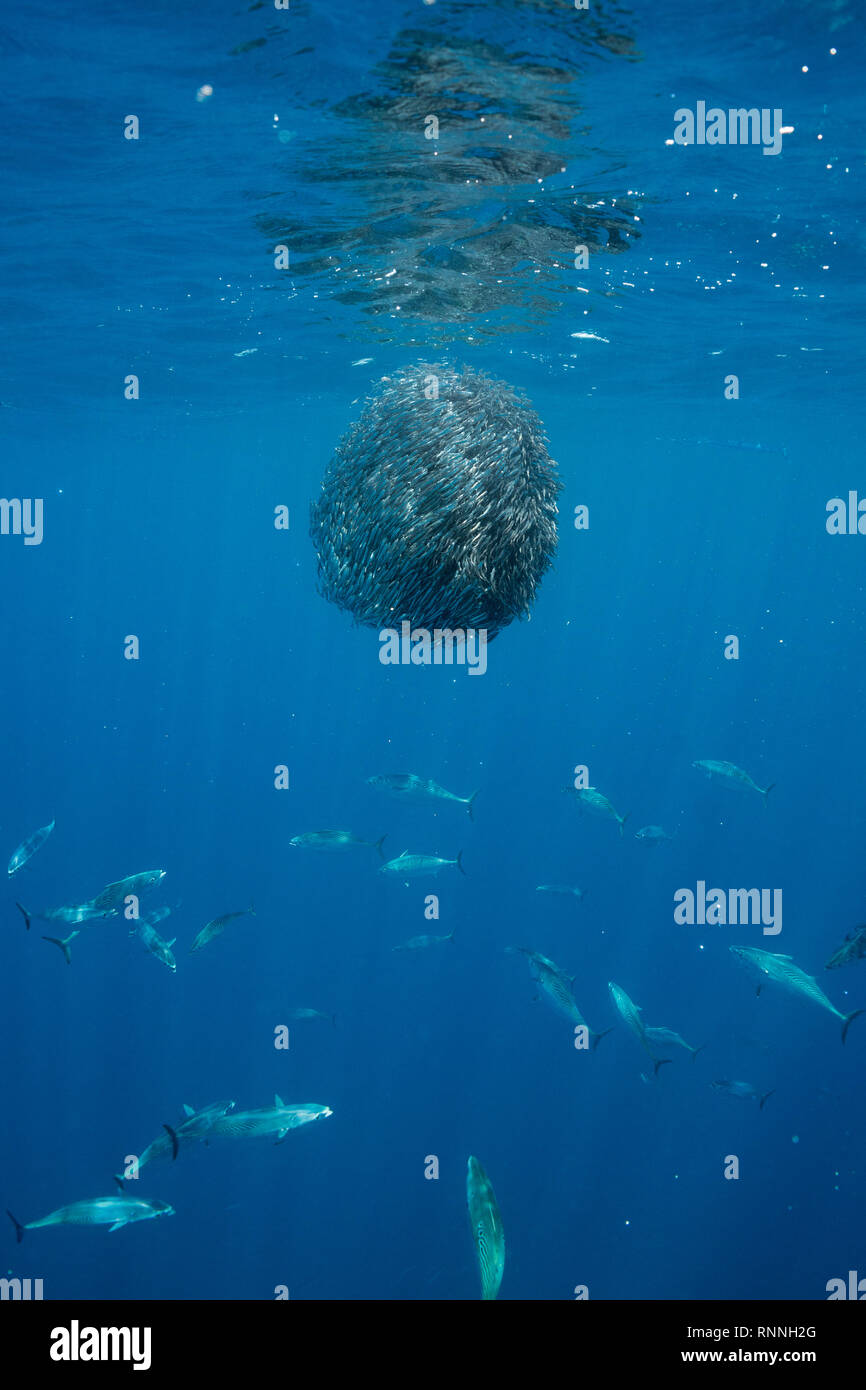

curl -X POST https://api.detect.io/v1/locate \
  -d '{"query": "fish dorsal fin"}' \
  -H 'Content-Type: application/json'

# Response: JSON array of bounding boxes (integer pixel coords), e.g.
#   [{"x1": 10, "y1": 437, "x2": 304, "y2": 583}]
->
[
  {"x1": 274, "y1": 1093, "x2": 284, "y2": 1108},
  {"x1": 182, "y1": 1104, "x2": 195, "y2": 1117}
]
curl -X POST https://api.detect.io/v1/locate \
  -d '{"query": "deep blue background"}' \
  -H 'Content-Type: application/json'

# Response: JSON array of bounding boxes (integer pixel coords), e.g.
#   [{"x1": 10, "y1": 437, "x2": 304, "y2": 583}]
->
[{"x1": 1, "y1": 0, "x2": 864, "y2": 1299}]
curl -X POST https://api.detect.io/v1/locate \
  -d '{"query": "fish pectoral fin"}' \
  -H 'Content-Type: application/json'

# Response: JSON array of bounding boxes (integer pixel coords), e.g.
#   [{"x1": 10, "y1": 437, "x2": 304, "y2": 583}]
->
[
  {"x1": 274, "y1": 1129, "x2": 290, "y2": 1144},
  {"x1": 108, "y1": 1220, "x2": 127, "y2": 1233}
]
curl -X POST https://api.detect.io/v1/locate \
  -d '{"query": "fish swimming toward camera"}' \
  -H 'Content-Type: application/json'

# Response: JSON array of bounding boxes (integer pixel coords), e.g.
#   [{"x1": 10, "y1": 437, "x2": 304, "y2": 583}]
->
[
  {"x1": 132, "y1": 908, "x2": 177, "y2": 972},
  {"x1": 536, "y1": 884, "x2": 585, "y2": 901},
  {"x1": 380, "y1": 850, "x2": 465, "y2": 880},
  {"x1": 290, "y1": 830, "x2": 386, "y2": 856},
  {"x1": 7, "y1": 819, "x2": 55, "y2": 877},
  {"x1": 367, "y1": 774, "x2": 479, "y2": 819},
  {"x1": 466, "y1": 1156, "x2": 505, "y2": 1301},
  {"x1": 608, "y1": 982, "x2": 672, "y2": 1074},
  {"x1": 7, "y1": 1196, "x2": 174, "y2": 1241},
  {"x1": 515, "y1": 948, "x2": 610, "y2": 1048},
  {"x1": 205, "y1": 1096, "x2": 333, "y2": 1142},
  {"x1": 568, "y1": 788, "x2": 630, "y2": 836},
  {"x1": 189, "y1": 906, "x2": 255, "y2": 954},
  {"x1": 310, "y1": 364, "x2": 561, "y2": 638},
  {"x1": 634, "y1": 826, "x2": 674, "y2": 846},
  {"x1": 825, "y1": 925, "x2": 866, "y2": 971},
  {"x1": 730, "y1": 946, "x2": 863, "y2": 1042},
  {"x1": 710, "y1": 1079, "x2": 774, "y2": 1109},
  {"x1": 692, "y1": 761, "x2": 775, "y2": 804}
]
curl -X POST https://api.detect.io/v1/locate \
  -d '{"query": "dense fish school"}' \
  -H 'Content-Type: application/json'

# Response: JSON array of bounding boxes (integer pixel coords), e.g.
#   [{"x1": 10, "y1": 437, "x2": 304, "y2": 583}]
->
[{"x1": 310, "y1": 364, "x2": 561, "y2": 637}]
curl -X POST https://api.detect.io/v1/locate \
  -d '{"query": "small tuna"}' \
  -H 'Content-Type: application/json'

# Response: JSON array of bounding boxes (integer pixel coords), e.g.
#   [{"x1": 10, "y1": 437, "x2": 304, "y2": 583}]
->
[
  {"x1": 608, "y1": 982, "x2": 672, "y2": 1074},
  {"x1": 711, "y1": 1079, "x2": 774, "y2": 1109},
  {"x1": 466, "y1": 1156, "x2": 505, "y2": 1301},
  {"x1": 367, "y1": 774, "x2": 479, "y2": 818},
  {"x1": 205, "y1": 1095, "x2": 333, "y2": 1142},
  {"x1": 692, "y1": 761, "x2": 775, "y2": 804},
  {"x1": 644, "y1": 1025, "x2": 704, "y2": 1061},
  {"x1": 392, "y1": 930, "x2": 455, "y2": 951},
  {"x1": 133, "y1": 909, "x2": 177, "y2": 973},
  {"x1": 568, "y1": 787, "x2": 630, "y2": 836},
  {"x1": 379, "y1": 850, "x2": 465, "y2": 880},
  {"x1": 516, "y1": 948, "x2": 610, "y2": 1048},
  {"x1": 117, "y1": 1101, "x2": 237, "y2": 1183},
  {"x1": 190, "y1": 906, "x2": 255, "y2": 955},
  {"x1": 825, "y1": 925, "x2": 866, "y2": 971},
  {"x1": 17, "y1": 901, "x2": 116, "y2": 932},
  {"x1": 290, "y1": 830, "x2": 386, "y2": 857},
  {"x1": 89, "y1": 870, "x2": 167, "y2": 914},
  {"x1": 730, "y1": 946, "x2": 863, "y2": 1042},
  {"x1": 7, "y1": 819, "x2": 55, "y2": 877},
  {"x1": 634, "y1": 826, "x2": 674, "y2": 846},
  {"x1": 7, "y1": 1196, "x2": 174, "y2": 1241}
]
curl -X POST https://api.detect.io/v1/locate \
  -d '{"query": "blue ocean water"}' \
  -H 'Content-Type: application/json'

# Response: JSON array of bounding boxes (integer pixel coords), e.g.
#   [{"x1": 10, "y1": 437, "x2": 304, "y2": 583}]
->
[{"x1": 1, "y1": 0, "x2": 864, "y2": 1301}]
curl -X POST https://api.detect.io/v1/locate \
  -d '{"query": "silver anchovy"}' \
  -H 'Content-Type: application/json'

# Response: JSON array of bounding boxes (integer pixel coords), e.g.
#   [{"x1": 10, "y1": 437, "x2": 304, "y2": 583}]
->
[
  {"x1": 379, "y1": 850, "x2": 465, "y2": 880},
  {"x1": 730, "y1": 946, "x2": 863, "y2": 1042},
  {"x1": 7, "y1": 1196, "x2": 174, "y2": 1241},
  {"x1": 710, "y1": 1079, "x2": 774, "y2": 1108},
  {"x1": 608, "y1": 982, "x2": 672, "y2": 1074},
  {"x1": 568, "y1": 787, "x2": 630, "y2": 836},
  {"x1": 367, "y1": 774, "x2": 479, "y2": 819},
  {"x1": 290, "y1": 830, "x2": 386, "y2": 856},
  {"x1": 536, "y1": 884, "x2": 585, "y2": 900},
  {"x1": 189, "y1": 906, "x2": 255, "y2": 955},
  {"x1": 7, "y1": 819, "x2": 55, "y2": 876},
  {"x1": 692, "y1": 761, "x2": 775, "y2": 804},
  {"x1": 466, "y1": 1156, "x2": 505, "y2": 1301}
]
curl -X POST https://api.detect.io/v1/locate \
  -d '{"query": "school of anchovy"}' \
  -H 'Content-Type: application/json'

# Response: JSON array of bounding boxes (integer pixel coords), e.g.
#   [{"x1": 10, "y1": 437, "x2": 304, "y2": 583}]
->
[
  {"x1": 310, "y1": 364, "x2": 561, "y2": 636},
  {"x1": 6, "y1": 752, "x2": 863, "y2": 1295}
]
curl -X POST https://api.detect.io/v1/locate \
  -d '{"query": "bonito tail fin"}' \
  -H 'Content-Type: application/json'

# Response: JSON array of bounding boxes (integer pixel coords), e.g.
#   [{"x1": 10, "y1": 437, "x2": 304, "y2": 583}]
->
[
  {"x1": 467, "y1": 790, "x2": 480, "y2": 821},
  {"x1": 42, "y1": 933, "x2": 76, "y2": 965},
  {"x1": 375, "y1": 835, "x2": 387, "y2": 860},
  {"x1": 653, "y1": 1058, "x2": 673, "y2": 1076},
  {"x1": 759, "y1": 1090, "x2": 775, "y2": 1110},
  {"x1": 690, "y1": 1044, "x2": 707, "y2": 1063},
  {"x1": 456, "y1": 850, "x2": 466, "y2": 876},
  {"x1": 591, "y1": 1028, "x2": 613, "y2": 1051},
  {"x1": 16, "y1": 902, "x2": 31, "y2": 931},
  {"x1": 762, "y1": 783, "x2": 776, "y2": 806},
  {"x1": 842, "y1": 1009, "x2": 864, "y2": 1044},
  {"x1": 163, "y1": 1123, "x2": 179, "y2": 1160},
  {"x1": 6, "y1": 1209, "x2": 25, "y2": 1244},
  {"x1": 619, "y1": 812, "x2": 631, "y2": 837}
]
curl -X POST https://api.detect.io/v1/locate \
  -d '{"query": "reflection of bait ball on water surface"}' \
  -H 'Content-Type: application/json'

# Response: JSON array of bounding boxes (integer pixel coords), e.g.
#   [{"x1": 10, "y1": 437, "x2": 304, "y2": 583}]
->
[{"x1": 310, "y1": 364, "x2": 561, "y2": 637}]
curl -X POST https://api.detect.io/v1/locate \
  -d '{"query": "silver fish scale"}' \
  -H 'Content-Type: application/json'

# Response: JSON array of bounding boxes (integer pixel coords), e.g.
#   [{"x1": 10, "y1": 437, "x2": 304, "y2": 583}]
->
[{"x1": 310, "y1": 364, "x2": 561, "y2": 636}]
